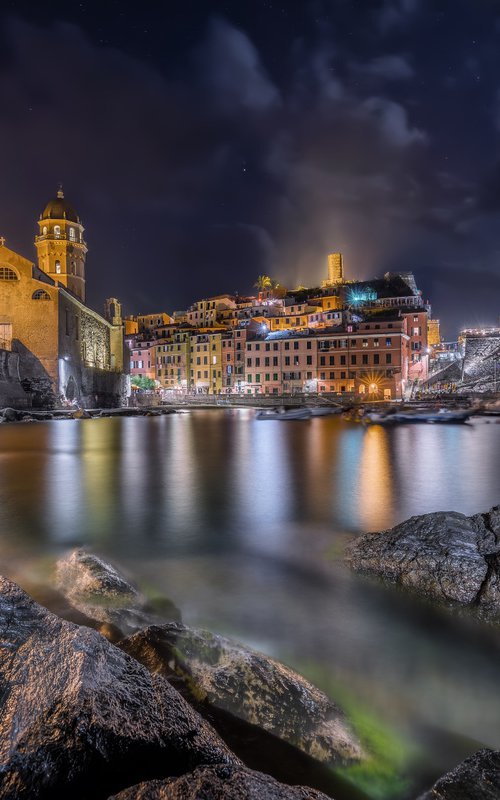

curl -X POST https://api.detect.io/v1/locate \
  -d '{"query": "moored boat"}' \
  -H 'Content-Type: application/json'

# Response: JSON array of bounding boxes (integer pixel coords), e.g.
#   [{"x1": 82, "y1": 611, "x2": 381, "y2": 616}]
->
[
  {"x1": 363, "y1": 408, "x2": 472, "y2": 425},
  {"x1": 255, "y1": 408, "x2": 312, "y2": 420},
  {"x1": 307, "y1": 406, "x2": 343, "y2": 416}
]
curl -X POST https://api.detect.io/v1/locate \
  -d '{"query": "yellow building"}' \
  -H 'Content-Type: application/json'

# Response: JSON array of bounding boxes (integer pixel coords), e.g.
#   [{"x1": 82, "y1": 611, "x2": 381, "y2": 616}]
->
[
  {"x1": 136, "y1": 312, "x2": 173, "y2": 333},
  {"x1": 328, "y1": 252, "x2": 344, "y2": 284},
  {"x1": 189, "y1": 328, "x2": 225, "y2": 393},
  {"x1": 427, "y1": 318, "x2": 441, "y2": 348},
  {"x1": 35, "y1": 187, "x2": 87, "y2": 303},
  {"x1": 156, "y1": 328, "x2": 192, "y2": 392},
  {"x1": 321, "y1": 252, "x2": 344, "y2": 288},
  {"x1": 0, "y1": 190, "x2": 127, "y2": 407}
]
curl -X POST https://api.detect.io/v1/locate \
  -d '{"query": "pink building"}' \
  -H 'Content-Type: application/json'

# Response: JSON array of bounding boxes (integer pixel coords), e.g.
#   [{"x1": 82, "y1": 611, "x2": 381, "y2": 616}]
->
[{"x1": 244, "y1": 319, "x2": 410, "y2": 400}]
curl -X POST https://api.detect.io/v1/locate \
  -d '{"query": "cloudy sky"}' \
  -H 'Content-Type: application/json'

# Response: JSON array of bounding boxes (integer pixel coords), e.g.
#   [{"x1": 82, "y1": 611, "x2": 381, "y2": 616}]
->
[{"x1": 1, "y1": 0, "x2": 499, "y2": 336}]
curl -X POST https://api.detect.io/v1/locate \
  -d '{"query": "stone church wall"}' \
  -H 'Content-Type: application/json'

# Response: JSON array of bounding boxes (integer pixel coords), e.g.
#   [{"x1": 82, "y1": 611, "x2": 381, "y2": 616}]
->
[{"x1": 0, "y1": 351, "x2": 29, "y2": 408}]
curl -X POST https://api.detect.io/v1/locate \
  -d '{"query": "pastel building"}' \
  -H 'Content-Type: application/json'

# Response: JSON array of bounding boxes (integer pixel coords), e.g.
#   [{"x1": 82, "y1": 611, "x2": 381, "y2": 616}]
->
[{"x1": 244, "y1": 319, "x2": 409, "y2": 399}]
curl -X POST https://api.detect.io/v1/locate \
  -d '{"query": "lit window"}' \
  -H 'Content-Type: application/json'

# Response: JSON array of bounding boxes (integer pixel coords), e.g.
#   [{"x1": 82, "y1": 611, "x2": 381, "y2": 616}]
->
[
  {"x1": 69, "y1": 228, "x2": 76, "y2": 241},
  {"x1": 54, "y1": 225, "x2": 61, "y2": 238},
  {"x1": 42, "y1": 226, "x2": 48, "y2": 235},
  {"x1": 55, "y1": 260, "x2": 61, "y2": 274},
  {"x1": 0, "y1": 267, "x2": 19, "y2": 281}
]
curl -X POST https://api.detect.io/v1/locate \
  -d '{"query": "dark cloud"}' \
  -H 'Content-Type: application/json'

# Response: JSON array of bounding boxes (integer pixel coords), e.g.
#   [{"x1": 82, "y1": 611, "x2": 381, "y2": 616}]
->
[
  {"x1": 376, "y1": 0, "x2": 421, "y2": 33},
  {"x1": 195, "y1": 17, "x2": 281, "y2": 112},
  {"x1": 350, "y1": 55, "x2": 415, "y2": 81},
  {"x1": 0, "y1": 3, "x2": 499, "y2": 338}
]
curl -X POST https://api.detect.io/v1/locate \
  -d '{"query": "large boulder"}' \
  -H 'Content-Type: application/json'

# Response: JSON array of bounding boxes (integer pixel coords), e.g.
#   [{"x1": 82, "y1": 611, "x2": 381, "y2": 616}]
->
[
  {"x1": 55, "y1": 549, "x2": 181, "y2": 638},
  {"x1": 345, "y1": 507, "x2": 500, "y2": 609},
  {"x1": 120, "y1": 623, "x2": 362, "y2": 766},
  {"x1": 417, "y1": 748, "x2": 500, "y2": 799},
  {"x1": 1, "y1": 407, "x2": 19, "y2": 422},
  {"x1": 0, "y1": 576, "x2": 237, "y2": 800},
  {"x1": 108, "y1": 764, "x2": 333, "y2": 799}
]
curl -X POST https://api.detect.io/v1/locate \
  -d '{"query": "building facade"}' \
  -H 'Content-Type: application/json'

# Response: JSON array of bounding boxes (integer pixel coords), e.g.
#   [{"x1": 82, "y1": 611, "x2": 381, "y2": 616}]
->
[{"x1": 0, "y1": 189, "x2": 128, "y2": 407}]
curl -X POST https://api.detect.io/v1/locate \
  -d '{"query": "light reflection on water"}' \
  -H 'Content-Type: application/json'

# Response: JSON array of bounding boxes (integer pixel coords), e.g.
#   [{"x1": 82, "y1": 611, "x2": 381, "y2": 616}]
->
[{"x1": 0, "y1": 411, "x2": 500, "y2": 795}]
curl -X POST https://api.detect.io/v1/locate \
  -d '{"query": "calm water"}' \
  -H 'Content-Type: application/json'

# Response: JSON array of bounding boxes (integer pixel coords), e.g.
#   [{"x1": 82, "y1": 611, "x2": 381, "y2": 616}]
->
[{"x1": 1, "y1": 411, "x2": 500, "y2": 797}]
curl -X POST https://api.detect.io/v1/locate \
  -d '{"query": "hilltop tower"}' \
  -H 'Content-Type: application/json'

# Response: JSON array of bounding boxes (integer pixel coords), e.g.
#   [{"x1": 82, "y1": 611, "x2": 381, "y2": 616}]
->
[
  {"x1": 327, "y1": 252, "x2": 343, "y2": 284},
  {"x1": 35, "y1": 186, "x2": 87, "y2": 302}
]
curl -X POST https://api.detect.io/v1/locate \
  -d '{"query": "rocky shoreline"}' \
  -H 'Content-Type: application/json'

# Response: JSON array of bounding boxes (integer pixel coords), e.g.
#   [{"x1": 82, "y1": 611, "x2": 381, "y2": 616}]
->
[
  {"x1": 0, "y1": 406, "x2": 177, "y2": 423},
  {"x1": 0, "y1": 548, "x2": 498, "y2": 798},
  {"x1": 345, "y1": 505, "x2": 500, "y2": 616}
]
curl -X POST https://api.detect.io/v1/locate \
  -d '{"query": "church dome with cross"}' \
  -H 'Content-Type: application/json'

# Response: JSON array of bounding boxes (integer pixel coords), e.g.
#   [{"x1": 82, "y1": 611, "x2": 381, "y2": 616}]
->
[
  {"x1": 41, "y1": 186, "x2": 81, "y2": 224},
  {"x1": 35, "y1": 186, "x2": 87, "y2": 303}
]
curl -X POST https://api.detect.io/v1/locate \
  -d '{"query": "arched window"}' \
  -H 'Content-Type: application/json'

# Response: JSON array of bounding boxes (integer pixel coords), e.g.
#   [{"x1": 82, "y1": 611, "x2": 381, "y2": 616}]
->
[
  {"x1": 55, "y1": 260, "x2": 61, "y2": 274},
  {"x1": 69, "y1": 227, "x2": 76, "y2": 241},
  {"x1": 54, "y1": 225, "x2": 61, "y2": 238},
  {"x1": 0, "y1": 267, "x2": 19, "y2": 281},
  {"x1": 42, "y1": 225, "x2": 48, "y2": 235},
  {"x1": 32, "y1": 289, "x2": 51, "y2": 300}
]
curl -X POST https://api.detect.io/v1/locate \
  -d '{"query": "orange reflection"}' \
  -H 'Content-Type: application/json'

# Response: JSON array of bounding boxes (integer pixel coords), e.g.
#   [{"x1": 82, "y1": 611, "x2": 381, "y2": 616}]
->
[
  {"x1": 358, "y1": 425, "x2": 393, "y2": 531},
  {"x1": 81, "y1": 418, "x2": 118, "y2": 541}
]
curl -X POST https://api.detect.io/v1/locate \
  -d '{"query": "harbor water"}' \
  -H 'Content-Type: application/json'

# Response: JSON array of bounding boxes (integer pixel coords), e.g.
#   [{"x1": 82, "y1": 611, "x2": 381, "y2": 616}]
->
[{"x1": 1, "y1": 410, "x2": 500, "y2": 798}]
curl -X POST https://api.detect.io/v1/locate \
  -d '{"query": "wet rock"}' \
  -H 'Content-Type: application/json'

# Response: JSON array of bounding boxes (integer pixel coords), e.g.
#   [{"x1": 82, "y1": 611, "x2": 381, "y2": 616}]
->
[
  {"x1": 345, "y1": 507, "x2": 500, "y2": 608},
  {"x1": 417, "y1": 748, "x2": 500, "y2": 799},
  {"x1": 1, "y1": 407, "x2": 19, "y2": 421},
  {"x1": 100, "y1": 407, "x2": 144, "y2": 417},
  {"x1": 19, "y1": 411, "x2": 53, "y2": 421},
  {"x1": 0, "y1": 576, "x2": 237, "y2": 800},
  {"x1": 55, "y1": 549, "x2": 181, "y2": 638},
  {"x1": 108, "y1": 764, "x2": 333, "y2": 799},
  {"x1": 72, "y1": 408, "x2": 92, "y2": 419},
  {"x1": 120, "y1": 623, "x2": 362, "y2": 766}
]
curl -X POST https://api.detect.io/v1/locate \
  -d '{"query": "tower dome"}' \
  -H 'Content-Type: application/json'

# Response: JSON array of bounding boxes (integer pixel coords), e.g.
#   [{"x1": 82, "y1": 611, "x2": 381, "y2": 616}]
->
[
  {"x1": 35, "y1": 185, "x2": 87, "y2": 303},
  {"x1": 40, "y1": 186, "x2": 81, "y2": 224}
]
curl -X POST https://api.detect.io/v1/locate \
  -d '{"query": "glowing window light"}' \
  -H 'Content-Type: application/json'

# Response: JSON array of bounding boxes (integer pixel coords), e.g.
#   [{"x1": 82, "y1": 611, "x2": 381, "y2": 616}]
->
[{"x1": 347, "y1": 287, "x2": 377, "y2": 307}]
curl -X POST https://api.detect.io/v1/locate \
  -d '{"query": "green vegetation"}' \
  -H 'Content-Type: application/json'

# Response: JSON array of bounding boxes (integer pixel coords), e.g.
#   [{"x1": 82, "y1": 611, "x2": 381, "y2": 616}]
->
[
  {"x1": 131, "y1": 375, "x2": 156, "y2": 390},
  {"x1": 254, "y1": 274, "x2": 273, "y2": 291},
  {"x1": 253, "y1": 275, "x2": 285, "y2": 294},
  {"x1": 294, "y1": 663, "x2": 422, "y2": 800}
]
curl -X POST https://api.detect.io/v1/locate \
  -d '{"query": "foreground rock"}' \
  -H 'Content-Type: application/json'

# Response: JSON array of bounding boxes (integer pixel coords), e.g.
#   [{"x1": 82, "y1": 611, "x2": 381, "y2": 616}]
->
[
  {"x1": 0, "y1": 576, "x2": 236, "y2": 800},
  {"x1": 346, "y1": 506, "x2": 500, "y2": 610},
  {"x1": 55, "y1": 549, "x2": 181, "y2": 638},
  {"x1": 1, "y1": 406, "x2": 20, "y2": 421},
  {"x1": 120, "y1": 623, "x2": 362, "y2": 766},
  {"x1": 109, "y1": 764, "x2": 333, "y2": 799},
  {"x1": 418, "y1": 748, "x2": 500, "y2": 799}
]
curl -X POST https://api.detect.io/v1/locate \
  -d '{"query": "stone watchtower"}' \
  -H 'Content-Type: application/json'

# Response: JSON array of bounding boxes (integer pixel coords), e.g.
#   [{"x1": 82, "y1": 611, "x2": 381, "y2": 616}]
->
[{"x1": 35, "y1": 186, "x2": 87, "y2": 303}]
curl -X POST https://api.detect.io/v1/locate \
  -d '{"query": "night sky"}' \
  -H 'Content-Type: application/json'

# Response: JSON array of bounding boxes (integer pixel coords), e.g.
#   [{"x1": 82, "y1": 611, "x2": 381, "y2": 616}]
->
[{"x1": 1, "y1": 1, "x2": 500, "y2": 337}]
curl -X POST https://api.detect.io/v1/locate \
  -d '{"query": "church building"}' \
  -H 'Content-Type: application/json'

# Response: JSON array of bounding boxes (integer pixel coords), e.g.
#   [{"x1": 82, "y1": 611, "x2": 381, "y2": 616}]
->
[{"x1": 0, "y1": 188, "x2": 128, "y2": 408}]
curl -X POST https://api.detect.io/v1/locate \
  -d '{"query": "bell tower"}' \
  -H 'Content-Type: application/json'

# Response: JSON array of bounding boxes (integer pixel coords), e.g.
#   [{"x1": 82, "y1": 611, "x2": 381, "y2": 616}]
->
[{"x1": 35, "y1": 186, "x2": 87, "y2": 303}]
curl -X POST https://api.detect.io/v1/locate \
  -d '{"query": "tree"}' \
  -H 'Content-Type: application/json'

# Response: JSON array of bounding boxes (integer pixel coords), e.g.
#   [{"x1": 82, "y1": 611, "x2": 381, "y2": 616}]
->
[
  {"x1": 131, "y1": 375, "x2": 156, "y2": 390},
  {"x1": 254, "y1": 275, "x2": 272, "y2": 291}
]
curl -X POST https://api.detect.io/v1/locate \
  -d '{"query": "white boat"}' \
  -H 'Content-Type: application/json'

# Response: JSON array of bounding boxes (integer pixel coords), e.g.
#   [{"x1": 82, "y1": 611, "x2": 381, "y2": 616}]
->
[
  {"x1": 255, "y1": 408, "x2": 312, "y2": 420},
  {"x1": 364, "y1": 408, "x2": 472, "y2": 425},
  {"x1": 307, "y1": 406, "x2": 343, "y2": 416}
]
